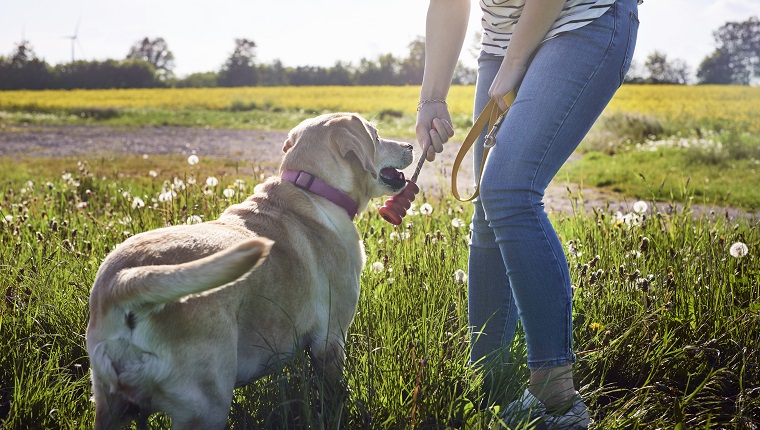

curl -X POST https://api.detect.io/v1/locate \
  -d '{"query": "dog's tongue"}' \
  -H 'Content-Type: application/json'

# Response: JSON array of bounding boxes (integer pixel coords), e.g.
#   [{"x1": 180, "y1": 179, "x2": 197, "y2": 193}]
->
[{"x1": 380, "y1": 168, "x2": 405, "y2": 181}]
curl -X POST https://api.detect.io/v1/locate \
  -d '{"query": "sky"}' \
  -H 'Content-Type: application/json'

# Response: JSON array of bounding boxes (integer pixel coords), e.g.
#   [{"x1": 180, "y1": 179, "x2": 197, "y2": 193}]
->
[{"x1": 1, "y1": 0, "x2": 759, "y2": 81}]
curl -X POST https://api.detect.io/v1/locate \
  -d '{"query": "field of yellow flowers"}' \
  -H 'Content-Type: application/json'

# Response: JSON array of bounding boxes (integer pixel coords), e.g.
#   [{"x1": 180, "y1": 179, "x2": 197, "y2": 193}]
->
[{"x1": 1, "y1": 85, "x2": 758, "y2": 134}]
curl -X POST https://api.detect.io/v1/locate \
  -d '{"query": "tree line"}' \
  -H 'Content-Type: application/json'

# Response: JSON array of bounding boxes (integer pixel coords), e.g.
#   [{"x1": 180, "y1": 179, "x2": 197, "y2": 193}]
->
[{"x1": 1, "y1": 16, "x2": 757, "y2": 90}]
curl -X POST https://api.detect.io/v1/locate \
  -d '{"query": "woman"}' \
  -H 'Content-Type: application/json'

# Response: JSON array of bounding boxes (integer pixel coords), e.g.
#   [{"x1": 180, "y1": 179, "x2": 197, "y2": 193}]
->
[{"x1": 416, "y1": 0, "x2": 640, "y2": 427}]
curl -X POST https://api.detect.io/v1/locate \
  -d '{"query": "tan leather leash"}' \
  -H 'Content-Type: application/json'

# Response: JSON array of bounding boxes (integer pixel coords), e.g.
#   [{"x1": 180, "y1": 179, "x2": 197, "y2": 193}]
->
[{"x1": 451, "y1": 89, "x2": 517, "y2": 202}]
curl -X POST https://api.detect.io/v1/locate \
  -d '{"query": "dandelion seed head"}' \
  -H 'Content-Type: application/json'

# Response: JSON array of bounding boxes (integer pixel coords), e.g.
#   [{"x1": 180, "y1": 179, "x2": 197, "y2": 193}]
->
[
  {"x1": 633, "y1": 200, "x2": 648, "y2": 214},
  {"x1": 158, "y1": 190, "x2": 176, "y2": 202},
  {"x1": 186, "y1": 215, "x2": 203, "y2": 225},
  {"x1": 223, "y1": 188, "x2": 236, "y2": 198},
  {"x1": 454, "y1": 269, "x2": 467, "y2": 284},
  {"x1": 370, "y1": 262, "x2": 384, "y2": 273},
  {"x1": 149, "y1": 170, "x2": 158, "y2": 178},
  {"x1": 730, "y1": 242, "x2": 749, "y2": 258},
  {"x1": 420, "y1": 203, "x2": 433, "y2": 215},
  {"x1": 451, "y1": 218, "x2": 464, "y2": 228},
  {"x1": 132, "y1": 197, "x2": 145, "y2": 209},
  {"x1": 206, "y1": 176, "x2": 219, "y2": 187},
  {"x1": 187, "y1": 155, "x2": 199, "y2": 165}
]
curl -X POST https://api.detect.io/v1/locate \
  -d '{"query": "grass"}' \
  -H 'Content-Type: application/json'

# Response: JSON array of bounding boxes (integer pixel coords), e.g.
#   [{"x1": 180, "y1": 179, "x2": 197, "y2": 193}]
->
[
  {"x1": 1, "y1": 153, "x2": 758, "y2": 429},
  {"x1": 2, "y1": 85, "x2": 760, "y2": 212}
]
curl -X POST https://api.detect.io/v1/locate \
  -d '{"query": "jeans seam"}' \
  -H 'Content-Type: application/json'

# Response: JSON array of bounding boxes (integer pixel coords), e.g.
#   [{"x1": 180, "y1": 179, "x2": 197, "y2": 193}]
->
[
  {"x1": 620, "y1": 9, "x2": 638, "y2": 85},
  {"x1": 526, "y1": 2, "x2": 618, "y2": 293}
]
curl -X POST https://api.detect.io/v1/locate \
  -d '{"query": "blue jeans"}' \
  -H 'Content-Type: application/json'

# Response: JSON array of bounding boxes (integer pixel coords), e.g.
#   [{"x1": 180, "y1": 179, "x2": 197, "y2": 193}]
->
[{"x1": 468, "y1": 0, "x2": 639, "y2": 370}]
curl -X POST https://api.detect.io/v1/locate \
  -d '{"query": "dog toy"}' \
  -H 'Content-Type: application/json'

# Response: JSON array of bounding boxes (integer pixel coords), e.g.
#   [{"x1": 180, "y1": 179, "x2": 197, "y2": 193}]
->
[{"x1": 379, "y1": 152, "x2": 426, "y2": 225}]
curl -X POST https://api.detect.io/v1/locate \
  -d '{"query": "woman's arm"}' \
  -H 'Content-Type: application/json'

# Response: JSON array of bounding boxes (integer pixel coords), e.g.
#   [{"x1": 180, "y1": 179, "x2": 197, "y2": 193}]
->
[
  {"x1": 489, "y1": 0, "x2": 566, "y2": 110},
  {"x1": 417, "y1": 0, "x2": 470, "y2": 161}
]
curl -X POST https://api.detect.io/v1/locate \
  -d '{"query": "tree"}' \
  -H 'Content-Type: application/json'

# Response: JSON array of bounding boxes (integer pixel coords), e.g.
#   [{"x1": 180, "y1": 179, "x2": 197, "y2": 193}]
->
[
  {"x1": 644, "y1": 51, "x2": 690, "y2": 84},
  {"x1": 697, "y1": 50, "x2": 734, "y2": 84},
  {"x1": 401, "y1": 37, "x2": 425, "y2": 85},
  {"x1": 697, "y1": 16, "x2": 760, "y2": 84},
  {"x1": 0, "y1": 41, "x2": 53, "y2": 90},
  {"x1": 218, "y1": 39, "x2": 258, "y2": 87},
  {"x1": 126, "y1": 37, "x2": 175, "y2": 80},
  {"x1": 257, "y1": 59, "x2": 288, "y2": 86}
]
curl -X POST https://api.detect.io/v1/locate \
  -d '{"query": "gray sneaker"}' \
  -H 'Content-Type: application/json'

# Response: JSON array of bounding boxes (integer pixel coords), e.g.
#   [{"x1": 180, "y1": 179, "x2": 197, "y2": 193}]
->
[{"x1": 498, "y1": 388, "x2": 590, "y2": 429}]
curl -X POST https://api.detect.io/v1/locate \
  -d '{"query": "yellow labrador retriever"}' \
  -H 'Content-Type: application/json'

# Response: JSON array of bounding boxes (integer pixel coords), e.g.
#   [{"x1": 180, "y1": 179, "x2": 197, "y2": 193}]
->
[{"x1": 86, "y1": 112, "x2": 414, "y2": 429}]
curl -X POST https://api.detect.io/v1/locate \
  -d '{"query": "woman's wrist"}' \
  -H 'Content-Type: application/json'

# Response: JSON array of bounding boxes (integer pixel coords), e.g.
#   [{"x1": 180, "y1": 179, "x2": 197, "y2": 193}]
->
[{"x1": 417, "y1": 99, "x2": 448, "y2": 111}]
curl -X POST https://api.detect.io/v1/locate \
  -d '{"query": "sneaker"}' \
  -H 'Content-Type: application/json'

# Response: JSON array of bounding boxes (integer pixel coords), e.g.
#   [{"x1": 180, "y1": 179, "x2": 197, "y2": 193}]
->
[{"x1": 498, "y1": 388, "x2": 590, "y2": 429}]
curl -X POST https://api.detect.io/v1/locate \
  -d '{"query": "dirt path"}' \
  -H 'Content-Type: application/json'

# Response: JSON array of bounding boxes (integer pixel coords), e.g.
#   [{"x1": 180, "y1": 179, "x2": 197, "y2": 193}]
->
[{"x1": 1, "y1": 124, "x2": 755, "y2": 219}]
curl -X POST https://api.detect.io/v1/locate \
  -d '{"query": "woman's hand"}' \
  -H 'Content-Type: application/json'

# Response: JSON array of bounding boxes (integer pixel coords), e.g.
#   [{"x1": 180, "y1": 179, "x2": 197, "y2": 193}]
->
[
  {"x1": 416, "y1": 102, "x2": 454, "y2": 161},
  {"x1": 489, "y1": 60, "x2": 527, "y2": 111}
]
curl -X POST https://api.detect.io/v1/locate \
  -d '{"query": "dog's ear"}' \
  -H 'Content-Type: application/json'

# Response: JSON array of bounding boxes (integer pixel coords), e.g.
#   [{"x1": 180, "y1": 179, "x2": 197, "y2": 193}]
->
[
  {"x1": 282, "y1": 134, "x2": 295, "y2": 153},
  {"x1": 327, "y1": 115, "x2": 377, "y2": 179}
]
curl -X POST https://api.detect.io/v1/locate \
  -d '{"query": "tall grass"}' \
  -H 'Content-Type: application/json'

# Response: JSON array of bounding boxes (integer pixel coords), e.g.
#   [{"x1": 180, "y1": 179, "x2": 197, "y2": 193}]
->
[{"x1": 1, "y1": 154, "x2": 758, "y2": 428}]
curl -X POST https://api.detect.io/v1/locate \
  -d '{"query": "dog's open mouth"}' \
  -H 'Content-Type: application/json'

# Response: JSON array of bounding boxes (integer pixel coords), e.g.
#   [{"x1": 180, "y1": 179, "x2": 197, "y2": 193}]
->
[{"x1": 379, "y1": 167, "x2": 406, "y2": 190}]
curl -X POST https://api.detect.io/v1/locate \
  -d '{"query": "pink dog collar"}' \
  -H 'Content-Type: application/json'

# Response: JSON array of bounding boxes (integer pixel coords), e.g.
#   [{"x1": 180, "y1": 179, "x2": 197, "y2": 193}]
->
[{"x1": 281, "y1": 170, "x2": 358, "y2": 220}]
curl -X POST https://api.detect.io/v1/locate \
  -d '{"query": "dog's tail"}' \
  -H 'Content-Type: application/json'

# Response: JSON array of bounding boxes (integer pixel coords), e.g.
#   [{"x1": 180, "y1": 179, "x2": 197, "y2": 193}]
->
[{"x1": 112, "y1": 237, "x2": 273, "y2": 308}]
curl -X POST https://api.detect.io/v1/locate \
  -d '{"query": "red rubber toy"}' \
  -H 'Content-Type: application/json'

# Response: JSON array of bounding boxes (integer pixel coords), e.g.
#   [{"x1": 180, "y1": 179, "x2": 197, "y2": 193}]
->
[
  {"x1": 379, "y1": 153, "x2": 426, "y2": 225},
  {"x1": 379, "y1": 180, "x2": 420, "y2": 225}
]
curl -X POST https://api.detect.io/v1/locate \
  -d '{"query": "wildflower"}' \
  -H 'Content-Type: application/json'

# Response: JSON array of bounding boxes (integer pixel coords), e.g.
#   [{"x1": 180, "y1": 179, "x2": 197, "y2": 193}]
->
[
  {"x1": 223, "y1": 188, "x2": 236, "y2": 198},
  {"x1": 173, "y1": 178, "x2": 186, "y2": 191},
  {"x1": 729, "y1": 242, "x2": 749, "y2": 258},
  {"x1": 132, "y1": 197, "x2": 145, "y2": 209},
  {"x1": 234, "y1": 179, "x2": 246, "y2": 190},
  {"x1": 588, "y1": 322, "x2": 603, "y2": 332},
  {"x1": 3, "y1": 215, "x2": 12, "y2": 223},
  {"x1": 206, "y1": 176, "x2": 219, "y2": 187},
  {"x1": 454, "y1": 269, "x2": 467, "y2": 284},
  {"x1": 633, "y1": 200, "x2": 648, "y2": 214},
  {"x1": 407, "y1": 204, "x2": 418, "y2": 216},
  {"x1": 451, "y1": 218, "x2": 464, "y2": 228},
  {"x1": 187, "y1": 177, "x2": 197, "y2": 185},
  {"x1": 565, "y1": 240, "x2": 583, "y2": 258},
  {"x1": 62, "y1": 173, "x2": 72, "y2": 181},
  {"x1": 149, "y1": 170, "x2": 158, "y2": 177},
  {"x1": 186, "y1": 215, "x2": 203, "y2": 225},
  {"x1": 187, "y1": 155, "x2": 199, "y2": 165},
  {"x1": 370, "y1": 261, "x2": 384, "y2": 273},
  {"x1": 158, "y1": 190, "x2": 176, "y2": 202},
  {"x1": 420, "y1": 203, "x2": 433, "y2": 215}
]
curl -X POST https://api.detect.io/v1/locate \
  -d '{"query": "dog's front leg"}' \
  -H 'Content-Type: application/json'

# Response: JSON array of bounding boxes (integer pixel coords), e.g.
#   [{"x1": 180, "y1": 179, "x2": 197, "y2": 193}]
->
[{"x1": 309, "y1": 335, "x2": 347, "y2": 391}]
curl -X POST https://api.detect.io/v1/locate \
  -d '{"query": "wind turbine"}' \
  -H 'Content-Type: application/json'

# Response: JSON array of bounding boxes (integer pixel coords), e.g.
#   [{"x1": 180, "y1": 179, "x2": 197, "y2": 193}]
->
[{"x1": 64, "y1": 18, "x2": 84, "y2": 62}]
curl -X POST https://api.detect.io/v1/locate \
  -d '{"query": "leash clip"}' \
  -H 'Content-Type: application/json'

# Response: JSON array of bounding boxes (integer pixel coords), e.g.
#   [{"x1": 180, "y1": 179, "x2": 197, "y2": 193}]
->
[{"x1": 483, "y1": 113, "x2": 507, "y2": 149}]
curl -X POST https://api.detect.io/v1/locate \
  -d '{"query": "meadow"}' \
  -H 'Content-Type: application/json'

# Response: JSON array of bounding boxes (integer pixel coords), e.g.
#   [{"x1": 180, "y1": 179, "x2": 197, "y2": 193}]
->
[
  {"x1": 1, "y1": 85, "x2": 759, "y2": 428},
  {"x1": 2, "y1": 85, "x2": 760, "y2": 209}
]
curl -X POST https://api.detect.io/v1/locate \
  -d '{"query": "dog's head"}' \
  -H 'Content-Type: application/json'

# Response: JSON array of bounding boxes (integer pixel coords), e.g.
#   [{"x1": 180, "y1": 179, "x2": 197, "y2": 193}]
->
[{"x1": 280, "y1": 113, "x2": 414, "y2": 210}]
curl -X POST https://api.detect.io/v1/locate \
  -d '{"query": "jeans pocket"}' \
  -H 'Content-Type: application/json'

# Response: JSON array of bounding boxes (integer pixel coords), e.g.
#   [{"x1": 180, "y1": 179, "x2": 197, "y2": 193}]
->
[{"x1": 619, "y1": 10, "x2": 640, "y2": 85}]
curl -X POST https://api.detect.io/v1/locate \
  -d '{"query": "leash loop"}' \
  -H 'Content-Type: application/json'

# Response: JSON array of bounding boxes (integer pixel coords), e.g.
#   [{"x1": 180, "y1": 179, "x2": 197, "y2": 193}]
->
[{"x1": 451, "y1": 90, "x2": 516, "y2": 202}]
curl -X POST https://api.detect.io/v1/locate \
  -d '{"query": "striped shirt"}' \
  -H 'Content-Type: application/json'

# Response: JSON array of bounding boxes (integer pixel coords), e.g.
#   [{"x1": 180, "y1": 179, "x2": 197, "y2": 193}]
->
[{"x1": 479, "y1": 0, "x2": 617, "y2": 56}]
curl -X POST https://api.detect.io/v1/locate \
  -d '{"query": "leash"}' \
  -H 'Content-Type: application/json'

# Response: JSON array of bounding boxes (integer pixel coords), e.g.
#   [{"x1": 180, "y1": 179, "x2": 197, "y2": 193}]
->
[{"x1": 451, "y1": 89, "x2": 516, "y2": 202}]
